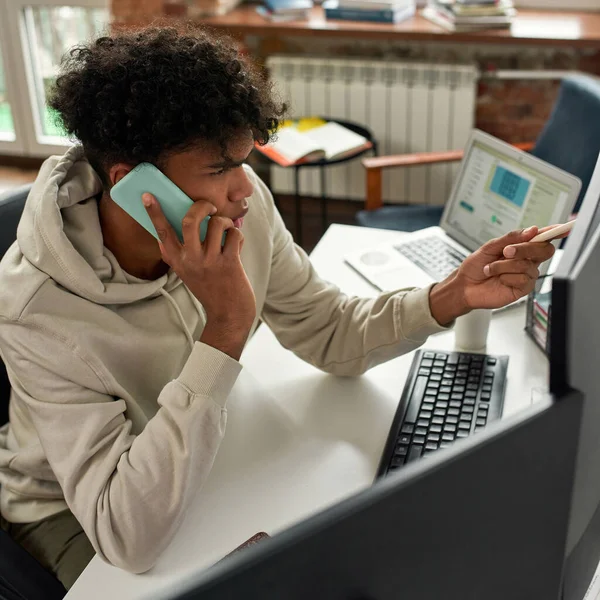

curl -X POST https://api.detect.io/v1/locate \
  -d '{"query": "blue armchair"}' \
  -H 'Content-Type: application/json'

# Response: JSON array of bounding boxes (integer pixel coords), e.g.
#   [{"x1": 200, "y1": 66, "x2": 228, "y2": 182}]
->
[{"x1": 357, "y1": 74, "x2": 600, "y2": 232}]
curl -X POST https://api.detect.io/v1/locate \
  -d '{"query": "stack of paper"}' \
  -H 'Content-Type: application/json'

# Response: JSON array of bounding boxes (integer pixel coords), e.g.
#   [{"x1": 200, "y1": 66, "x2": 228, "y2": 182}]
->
[{"x1": 422, "y1": 0, "x2": 516, "y2": 32}]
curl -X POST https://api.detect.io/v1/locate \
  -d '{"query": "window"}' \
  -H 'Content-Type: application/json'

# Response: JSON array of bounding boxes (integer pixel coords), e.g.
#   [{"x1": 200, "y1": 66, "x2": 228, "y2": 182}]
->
[
  {"x1": 0, "y1": 50, "x2": 15, "y2": 141},
  {"x1": 0, "y1": 0, "x2": 108, "y2": 157}
]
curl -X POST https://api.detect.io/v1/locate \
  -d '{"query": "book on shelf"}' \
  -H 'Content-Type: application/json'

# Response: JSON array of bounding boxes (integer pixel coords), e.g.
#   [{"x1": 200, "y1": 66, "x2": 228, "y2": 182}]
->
[
  {"x1": 336, "y1": 0, "x2": 414, "y2": 10},
  {"x1": 261, "y1": 0, "x2": 313, "y2": 14},
  {"x1": 422, "y1": 3, "x2": 514, "y2": 31},
  {"x1": 256, "y1": 119, "x2": 372, "y2": 167},
  {"x1": 255, "y1": 5, "x2": 311, "y2": 20},
  {"x1": 323, "y1": 0, "x2": 415, "y2": 23}
]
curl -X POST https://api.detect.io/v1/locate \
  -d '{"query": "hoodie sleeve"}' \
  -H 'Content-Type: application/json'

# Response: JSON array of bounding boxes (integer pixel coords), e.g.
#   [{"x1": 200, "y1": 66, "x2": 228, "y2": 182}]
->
[
  {"x1": 0, "y1": 319, "x2": 240, "y2": 574},
  {"x1": 256, "y1": 176, "x2": 451, "y2": 376}
]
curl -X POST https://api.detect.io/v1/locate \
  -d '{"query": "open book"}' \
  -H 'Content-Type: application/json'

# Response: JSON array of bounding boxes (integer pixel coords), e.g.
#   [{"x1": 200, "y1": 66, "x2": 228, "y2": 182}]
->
[{"x1": 257, "y1": 121, "x2": 372, "y2": 167}]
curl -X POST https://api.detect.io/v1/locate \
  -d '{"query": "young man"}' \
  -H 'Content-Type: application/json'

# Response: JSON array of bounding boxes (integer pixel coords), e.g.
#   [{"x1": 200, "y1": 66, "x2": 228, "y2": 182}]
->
[{"x1": 0, "y1": 26, "x2": 555, "y2": 589}]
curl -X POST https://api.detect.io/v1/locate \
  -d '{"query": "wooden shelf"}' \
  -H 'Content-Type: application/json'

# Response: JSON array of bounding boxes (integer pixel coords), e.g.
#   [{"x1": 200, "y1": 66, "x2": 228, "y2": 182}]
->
[{"x1": 201, "y1": 5, "x2": 600, "y2": 48}]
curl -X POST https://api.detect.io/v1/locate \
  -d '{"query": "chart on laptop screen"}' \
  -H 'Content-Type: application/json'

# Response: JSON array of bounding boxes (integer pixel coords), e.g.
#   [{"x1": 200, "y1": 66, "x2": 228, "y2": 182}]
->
[{"x1": 446, "y1": 141, "x2": 570, "y2": 247}]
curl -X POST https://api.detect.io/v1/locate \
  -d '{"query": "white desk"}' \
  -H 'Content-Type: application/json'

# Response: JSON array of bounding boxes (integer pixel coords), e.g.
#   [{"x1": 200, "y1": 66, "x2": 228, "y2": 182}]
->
[{"x1": 66, "y1": 224, "x2": 548, "y2": 600}]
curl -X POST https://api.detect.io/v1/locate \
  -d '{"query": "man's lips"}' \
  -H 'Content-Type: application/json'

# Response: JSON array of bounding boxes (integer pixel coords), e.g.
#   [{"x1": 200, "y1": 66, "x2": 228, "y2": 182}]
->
[{"x1": 232, "y1": 207, "x2": 249, "y2": 228}]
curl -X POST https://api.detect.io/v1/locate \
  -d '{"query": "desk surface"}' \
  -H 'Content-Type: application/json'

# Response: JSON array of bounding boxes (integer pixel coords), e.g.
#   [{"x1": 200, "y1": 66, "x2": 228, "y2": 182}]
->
[
  {"x1": 202, "y1": 5, "x2": 600, "y2": 48},
  {"x1": 66, "y1": 224, "x2": 548, "y2": 600}
]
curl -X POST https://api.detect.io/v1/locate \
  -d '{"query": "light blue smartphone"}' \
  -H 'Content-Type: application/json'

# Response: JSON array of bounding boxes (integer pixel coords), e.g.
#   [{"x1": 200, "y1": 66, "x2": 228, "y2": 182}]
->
[{"x1": 109, "y1": 162, "x2": 212, "y2": 243}]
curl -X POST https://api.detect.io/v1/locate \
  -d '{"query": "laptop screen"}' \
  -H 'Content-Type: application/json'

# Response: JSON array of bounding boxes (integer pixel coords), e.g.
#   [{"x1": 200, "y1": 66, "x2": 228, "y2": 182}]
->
[{"x1": 445, "y1": 139, "x2": 573, "y2": 249}]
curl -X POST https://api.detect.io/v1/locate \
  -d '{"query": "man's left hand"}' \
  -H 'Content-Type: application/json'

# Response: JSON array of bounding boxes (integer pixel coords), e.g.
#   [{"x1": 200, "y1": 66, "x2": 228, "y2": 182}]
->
[{"x1": 430, "y1": 226, "x2": 558, "y2": 325}]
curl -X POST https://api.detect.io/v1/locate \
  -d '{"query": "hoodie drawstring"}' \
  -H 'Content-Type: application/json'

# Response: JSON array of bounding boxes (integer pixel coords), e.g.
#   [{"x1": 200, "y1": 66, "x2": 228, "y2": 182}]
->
[{"x1": 159, "y1": 288, "x2": 195, "y2": 351}]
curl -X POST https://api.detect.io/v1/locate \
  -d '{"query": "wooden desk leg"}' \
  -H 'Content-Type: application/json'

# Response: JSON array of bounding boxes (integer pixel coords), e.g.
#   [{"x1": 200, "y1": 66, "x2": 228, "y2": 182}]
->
[
  {"x1": 294, "y1": 166, "x2": 302, "y2": 245},
  {"x1": 320, "y1": 165, "x2": 327, "y2": 234}
]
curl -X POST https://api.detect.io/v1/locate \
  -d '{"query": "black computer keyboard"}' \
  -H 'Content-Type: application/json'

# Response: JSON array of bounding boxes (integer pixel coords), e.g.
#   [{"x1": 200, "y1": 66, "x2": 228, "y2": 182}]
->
[
  {"x1": 377, "y1": 349, "x2": 508, "y2": 476},
  {"x1": 394, "y1": 236, "x2": 468, "y2": 281}
]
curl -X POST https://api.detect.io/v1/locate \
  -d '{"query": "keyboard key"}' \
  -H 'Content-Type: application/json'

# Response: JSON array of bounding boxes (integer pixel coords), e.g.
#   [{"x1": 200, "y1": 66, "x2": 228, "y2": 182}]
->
[
  {"x1": 427, "y1": 433, "x2": 441, "y2": 443},
  {"x1": 429, "y1": 424, "x2": 442, "y2": 433},
  {"x1": 481, "y1": 392, "x2": 491, "y2": 400},
  {"x1": 401, "y1": 424, "x2": 415, "y2": 435},
  {"x1": 437, "y1": 394, "x2": 450, "y2": 401},
  {"x1": 443, "y1": 424, "x2": 457, "y2": 434},
  {"x1": 467, "y1": 384, "x2": 479, "y2": 391},
  {"x1": 440, "y1": 386, "x2": 452, "y2": 394},
  {"x1": 399, "y1": 434, "x2": 411, "y2": 445},
  {"x1": 430, "y1": 374, "x2": 442, "y2": 382},
  {"x1": 417, "y1": 418, "x2": 430, "y2": 427},
  {"x1": 432, "y1": 416, "x2": 444, "y2": 425},
  {"x1": 440, "y1": 441, "x2": 452, "y2": 449},
  {"x1": 428, "y1": 381, "x2": 440, "y2": 389},
  {"x1": 433, "y1": 360, "x2": 446, "y2": 368},
  {"x1": 421, "y1": 359, "x2": 434, "y2": 368},
  {"x1": 435, "y1": 401, "x2": 449, "y2": 410},
  {"x1": 415, "y1": 427, "x2": 428, "y2": 436},
  {"x1": 406, "y1": 376, "x2": 429, "y2": 423},
  {"x1": 456, "y1": 430, "x2": 469, "y2": 439},
  {"x1": 455, "y1": 378, "x2": 467, "y2": 386},
  {"x1": 442, "y1": 432, "x2": 454, "y2": 442},
  {"x1": 407, "y1": 445, "x2": 422, "y2": 462},
  {"x1": 463, "y1": 398, "x2": 476, "y2": 406},
  {"x1": 391, "y1": 456, "x2": 405, "y2": 467},
  {"x1": 413, "y1": 435, "x2": 426, "y2": 445},
  {"x1": 419, "y1": 412, "x2": 432, "y2": 422},
  {"x1": 459, "y1": 356, "x2": 470, "y2": 364},
  {"x1": 435, "y1": 353, "x2": 447, "y2": 361},
  {"x1": 482, "y1": 385, "x2": 492, "y2": 392},
  {"x1": 487, "y1": 358, "x2": 497, "y2": 365},
  {"x1": 425, "y1": 441, "x2": 438, "y2": 451},
  {"x1": 465, "y1": 390, "x2": 477, "y2": 398},
  {"x1": 432, "y1": 367, "x2": 444, "y2": 375},
  {"x1": 453, "y1": 386, "x2": 466, "y2": 394},
  {"x1": 447, "y1": 355, "x2": 459, "y2": 365},
  {"x1": 459, "y1": 416, "x2": 472, "y2": 426},
  {"x1": 434, "y1": 409, "x2": 446, "y2": 417},
  {"x1": 476, "y1": 418, "x2": 487, "y2": 426},
  {"x1": 422, "y1": 402, "x2": 435, "y2": 411},
  {"x1": 462, "y1": 405, "x2": 474, "y2": 414},
  {"x1": 395, "y1": 445, "x2": 408, "y2": 456},
  {"x1": 423, "y1": 352, "x2": 435, "y2": 359},
  {"x1": 418, "y1": 368, "x2": 431, "y2": 377},
  {"x1": 449, "y1": 400, "x2": 461, "y2": 409},
  {"x1": 478, "y1": 404, "x2": 489, "y2": 413},
  {"x1": 446, "y1": 416, "x2": 459, "y2": 425},
  {"x1": 448, "y1": 408, "x2": 460, "y2": 417}
]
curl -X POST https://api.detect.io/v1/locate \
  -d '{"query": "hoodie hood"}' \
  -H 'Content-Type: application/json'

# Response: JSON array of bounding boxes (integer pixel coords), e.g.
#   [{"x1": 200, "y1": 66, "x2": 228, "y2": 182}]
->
[{"x1": 17, "y1": 145, "x2": 181, "y2": 305}]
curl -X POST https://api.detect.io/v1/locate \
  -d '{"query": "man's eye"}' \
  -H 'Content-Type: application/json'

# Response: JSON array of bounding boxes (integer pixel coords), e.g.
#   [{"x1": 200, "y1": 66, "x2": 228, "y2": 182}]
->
[{"x1": 210, "y1": 169, "x2": 227, "y2": 177}]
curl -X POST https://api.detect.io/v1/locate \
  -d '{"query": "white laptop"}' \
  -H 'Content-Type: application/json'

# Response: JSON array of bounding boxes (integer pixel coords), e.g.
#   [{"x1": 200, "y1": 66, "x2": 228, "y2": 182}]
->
[{"x1": 345, "y1": 129, "x2": 582, "y2": 292}]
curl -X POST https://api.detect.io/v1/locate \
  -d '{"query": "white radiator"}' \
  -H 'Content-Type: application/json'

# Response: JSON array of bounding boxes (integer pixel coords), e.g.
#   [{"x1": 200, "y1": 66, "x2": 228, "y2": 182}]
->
[{"x1": 266, "y1": 56, "x2": 478, "y2": 205}]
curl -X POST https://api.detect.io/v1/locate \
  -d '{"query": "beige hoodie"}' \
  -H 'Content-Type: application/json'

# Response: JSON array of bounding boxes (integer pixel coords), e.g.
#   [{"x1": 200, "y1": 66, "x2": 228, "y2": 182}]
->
[{"x1": 0, "y1": 146, "x2": 447, "y2": 572}]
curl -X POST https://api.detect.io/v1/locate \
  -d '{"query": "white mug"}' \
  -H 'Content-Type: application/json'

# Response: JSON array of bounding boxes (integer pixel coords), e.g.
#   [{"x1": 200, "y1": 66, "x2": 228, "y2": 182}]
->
[{"x1": 454, "y1": 309, "x2": 492, "y2": 352}]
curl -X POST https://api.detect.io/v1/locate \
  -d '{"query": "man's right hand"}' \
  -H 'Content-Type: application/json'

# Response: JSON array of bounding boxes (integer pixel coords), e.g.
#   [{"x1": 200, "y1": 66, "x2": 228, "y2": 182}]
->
[{"x1": 143, "y1": 193, "x2": 256, "y2": 360}]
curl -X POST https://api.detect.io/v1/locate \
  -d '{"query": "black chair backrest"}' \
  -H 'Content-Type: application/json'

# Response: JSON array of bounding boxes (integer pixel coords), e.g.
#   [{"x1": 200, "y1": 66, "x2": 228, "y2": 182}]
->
[{"x1": 0, "y1": 185, "x2": 31, "y2": 426}]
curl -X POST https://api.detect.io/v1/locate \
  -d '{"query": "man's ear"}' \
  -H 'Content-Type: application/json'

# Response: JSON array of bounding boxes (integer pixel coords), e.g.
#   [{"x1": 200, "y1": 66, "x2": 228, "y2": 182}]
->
[{"x1": 108, "y1": 163, "x2": 135, "y2": 187}]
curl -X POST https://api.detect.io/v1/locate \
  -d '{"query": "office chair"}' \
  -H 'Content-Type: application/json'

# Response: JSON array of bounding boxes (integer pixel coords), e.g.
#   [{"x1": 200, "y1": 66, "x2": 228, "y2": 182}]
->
[
  {"x1": 358, "y1": 74, "x2": 600, "y2": 232},
  {"x1": 0, "y1": 184, "x2": 67, "y2": 600}
]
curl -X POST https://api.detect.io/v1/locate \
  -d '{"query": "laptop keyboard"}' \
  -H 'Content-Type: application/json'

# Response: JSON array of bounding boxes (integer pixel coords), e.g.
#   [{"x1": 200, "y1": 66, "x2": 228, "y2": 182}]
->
[{"x1": 394, "y1": 236, "x2": 468, "y2": 281}]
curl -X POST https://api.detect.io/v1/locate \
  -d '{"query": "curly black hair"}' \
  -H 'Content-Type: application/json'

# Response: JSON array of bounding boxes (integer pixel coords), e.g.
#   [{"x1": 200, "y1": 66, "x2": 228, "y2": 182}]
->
[{"x1": 49, "y1": 24, "x2": 286, "y2": 183}]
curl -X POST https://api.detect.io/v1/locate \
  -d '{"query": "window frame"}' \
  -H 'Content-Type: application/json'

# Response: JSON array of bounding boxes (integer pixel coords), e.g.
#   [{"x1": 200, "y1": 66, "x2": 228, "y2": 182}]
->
[{"x1": 0, "y1": 0, "x2": 108, "y2": 158}]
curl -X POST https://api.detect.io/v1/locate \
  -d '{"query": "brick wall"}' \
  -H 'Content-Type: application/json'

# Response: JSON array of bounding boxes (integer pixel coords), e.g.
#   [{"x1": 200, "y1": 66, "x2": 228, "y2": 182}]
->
[{"x1": 110, "y1": 0, "x2": 600, "y2": 145}]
